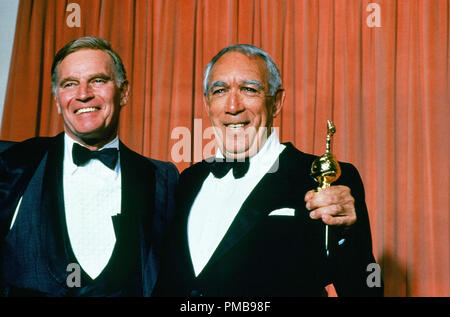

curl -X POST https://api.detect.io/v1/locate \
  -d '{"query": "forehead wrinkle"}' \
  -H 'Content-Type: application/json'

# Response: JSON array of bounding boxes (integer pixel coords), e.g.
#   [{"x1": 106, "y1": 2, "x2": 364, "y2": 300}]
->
[{"x1": 57, "y1": 50, "x2": 115, "y2": 79}]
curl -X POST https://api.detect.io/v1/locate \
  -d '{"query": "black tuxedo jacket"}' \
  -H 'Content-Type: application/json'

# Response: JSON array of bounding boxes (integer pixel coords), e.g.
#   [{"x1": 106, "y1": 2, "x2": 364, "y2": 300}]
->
[
  {"x1": 0, "y1": 133, "x2": 178, "y2": 296},
  {"x1": 154, "y1": 143, "x2": 382, "y2": 297}
]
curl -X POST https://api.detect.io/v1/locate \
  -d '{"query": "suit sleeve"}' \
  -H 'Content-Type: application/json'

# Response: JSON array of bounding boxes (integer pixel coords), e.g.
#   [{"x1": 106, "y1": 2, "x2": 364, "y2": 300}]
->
[
  {"x1": 0, "y1": 140, "x2": 38, "y2": 242},
  {"x1": 330, "y1": 163, "x2": 383, "y2": 296},
  {"x1": 0, "y1": 138, "x2": 49, "y2": 260}
]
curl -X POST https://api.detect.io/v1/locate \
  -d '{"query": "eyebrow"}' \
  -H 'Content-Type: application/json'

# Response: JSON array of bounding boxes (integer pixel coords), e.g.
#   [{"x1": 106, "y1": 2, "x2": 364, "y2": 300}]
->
[
  {"x1": 209, "y1": 81, "x2": 229, "y2": 92},
  {"x1": 209, "y1": 80, "x2": 265, "y2": 92},
  {"x1": 58, "y1": 77, "x2": 77, "y2": 87},
  {"x1": 59, "y1": 73, "x2": 112, "y2": 87},
  {"x1": 241, "y1": 80, "x2": 265, "y2": 90}
]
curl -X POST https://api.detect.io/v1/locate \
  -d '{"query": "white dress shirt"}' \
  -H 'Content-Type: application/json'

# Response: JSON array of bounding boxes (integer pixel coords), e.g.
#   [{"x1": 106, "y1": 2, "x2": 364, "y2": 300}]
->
[
  {"x1": 63, "y1": 134, "x2": 121, "y2": 280},
  {"x1": 188, "y1": 130, "x2": 286, "y2": 277}
]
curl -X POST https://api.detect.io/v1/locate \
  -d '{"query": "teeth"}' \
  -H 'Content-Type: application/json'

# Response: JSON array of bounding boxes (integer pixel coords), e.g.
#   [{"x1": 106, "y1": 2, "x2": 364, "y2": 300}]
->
[
  {"x1": 227, "y1": 123, "x2": 245, "y2": 128},
  {"x1": 75, "y1": 107, "x2": 99, "y2": 114}
]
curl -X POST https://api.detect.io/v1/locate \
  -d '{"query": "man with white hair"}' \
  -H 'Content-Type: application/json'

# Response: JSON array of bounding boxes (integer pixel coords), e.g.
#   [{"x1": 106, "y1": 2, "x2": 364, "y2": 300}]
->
[{"x1": 155, "y1": 44, "x2": 382, "y2": 297}]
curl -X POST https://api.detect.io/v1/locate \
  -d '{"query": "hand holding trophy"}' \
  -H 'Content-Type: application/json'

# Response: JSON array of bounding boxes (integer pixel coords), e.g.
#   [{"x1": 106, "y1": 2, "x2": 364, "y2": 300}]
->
[{"x1": 310, "y1": 120, "x2": 341, "y2": 257}]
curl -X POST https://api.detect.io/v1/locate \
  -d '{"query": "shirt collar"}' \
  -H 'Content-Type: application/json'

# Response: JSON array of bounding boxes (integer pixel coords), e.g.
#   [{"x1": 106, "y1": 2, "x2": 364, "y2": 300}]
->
[
  {"x1": 64, "y1": 133, "x2": 120, "y2": 175},
  {"x1": 215, "y1": 128, "x2": 285, "y2": 178}
]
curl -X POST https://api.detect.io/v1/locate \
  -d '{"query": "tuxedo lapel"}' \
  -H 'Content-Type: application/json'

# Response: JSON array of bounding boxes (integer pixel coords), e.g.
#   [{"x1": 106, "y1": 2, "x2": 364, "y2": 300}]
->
[
  {"x1": 120, "y1": 142, "x2": 157, "y2": 249},
  {"x1": 178, "y1": 162, "x2": 211, "y2": 222},
  {"x1": 118, "y1": 142, "x2": 153, "y2": 243},
  {"x1": 175, "y1": 162, "x2": 211, "y2": 277},
  {"x1": 40, "y1": 133, "x2": 71, "y2": 285},
  {"x1": 198, "y1": 144, "x2": 316, "y2": 275},
  {"x1": 118, "y1": 143, "x2": 155, "y2": 291}
]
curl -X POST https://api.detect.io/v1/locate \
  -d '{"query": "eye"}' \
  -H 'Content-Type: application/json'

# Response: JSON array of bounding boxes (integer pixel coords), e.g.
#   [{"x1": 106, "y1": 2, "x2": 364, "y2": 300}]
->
[
  {"x1": 62, "y1": 82, "x2": 76, "y2": 88},
  {"x1": 241, "y1": 86, "x2": 259, "y2": 95},
  {"x1": 212, "y1": 88, "x2": 227, "y2": 95},
  {"x1": 92, "y1": 78, "x2": 107, "y2": 84}
]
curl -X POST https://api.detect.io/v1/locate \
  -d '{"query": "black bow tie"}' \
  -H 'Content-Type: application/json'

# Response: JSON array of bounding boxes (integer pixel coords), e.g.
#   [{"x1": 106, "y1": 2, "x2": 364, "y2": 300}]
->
[
  {"x1": 208, "y1": 158, "x2": 250, "y2": 179},
  {"x1": 72, "y1": 143, "x2": 118, "y2": 170}
]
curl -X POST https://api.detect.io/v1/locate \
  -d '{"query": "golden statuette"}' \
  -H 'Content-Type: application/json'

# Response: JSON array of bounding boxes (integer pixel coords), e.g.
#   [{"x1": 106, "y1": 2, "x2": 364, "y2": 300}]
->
[{"x1": 310, "y1": 120, "x2": 341, "y2": 256}]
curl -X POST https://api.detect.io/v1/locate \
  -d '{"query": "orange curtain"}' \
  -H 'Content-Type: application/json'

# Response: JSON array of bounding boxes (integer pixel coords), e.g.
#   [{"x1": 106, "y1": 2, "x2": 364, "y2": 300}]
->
[{"x1": 1, "y1": 0, "x2": 448, "y2": 297}]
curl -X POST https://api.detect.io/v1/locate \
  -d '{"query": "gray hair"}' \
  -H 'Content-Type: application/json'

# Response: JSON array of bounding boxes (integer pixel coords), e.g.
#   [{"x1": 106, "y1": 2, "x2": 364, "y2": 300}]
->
[
  {"x1": 203, "y1": 44, "x2": 282, "y2": 97},
  {"x1": 51, "y1": 36, "x2": 127, "y2": 95}
]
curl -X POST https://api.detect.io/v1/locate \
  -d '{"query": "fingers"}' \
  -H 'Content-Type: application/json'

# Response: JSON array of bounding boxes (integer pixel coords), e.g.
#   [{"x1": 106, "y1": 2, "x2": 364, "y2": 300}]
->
[
  {"x1": 305, "y1": 186, "x2": 353, "y2": 210},
  {"x1": 305, "y1": 185, "x2": 357, "y2": 226},
  {"x1": 304, "y1": 190, "x2": 315, "y2": 202},
  {"x1": 309, "y1": 204, "x2": 345, "y2": 220},
  {"x1": 310, "y1": 207, "x2": 356, "y2": 226}
]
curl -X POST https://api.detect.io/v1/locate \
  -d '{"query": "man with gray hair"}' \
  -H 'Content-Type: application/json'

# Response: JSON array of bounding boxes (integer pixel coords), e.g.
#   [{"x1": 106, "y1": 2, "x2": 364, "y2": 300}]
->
[
  {"x1": 0, "y1": 36, "x2": 178, "y2": 296},
  {"x1": 155, "y1": 44, "x2": 382, "y2": 296}
]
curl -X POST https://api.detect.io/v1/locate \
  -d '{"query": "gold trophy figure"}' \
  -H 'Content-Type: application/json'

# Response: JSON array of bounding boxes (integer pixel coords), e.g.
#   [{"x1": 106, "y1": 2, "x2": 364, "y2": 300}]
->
[{"x1": 310, "y1": 120, "x2": 341, "y2": 257}]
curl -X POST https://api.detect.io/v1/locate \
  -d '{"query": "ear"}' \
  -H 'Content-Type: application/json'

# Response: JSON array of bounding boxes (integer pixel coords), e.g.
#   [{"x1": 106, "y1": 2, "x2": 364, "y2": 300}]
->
[
  {"x1": 202, "y1": 93, "x2": 210, "y2": 114},
  {"x1": 119, "y1": 81, "x2": 130, "y2": 107},
  {"x1": 54, "y1": 95, "x2": 62, "y2": 115},
  {"x1": 272, "y1": 88, "x2": 285, "y2": 117}
]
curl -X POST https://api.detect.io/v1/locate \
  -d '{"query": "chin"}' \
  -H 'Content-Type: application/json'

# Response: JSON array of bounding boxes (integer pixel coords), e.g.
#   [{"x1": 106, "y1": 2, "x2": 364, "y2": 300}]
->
[
  {"x1": 74, "y1": 126, "x2": 111, "y2": 140},
  {"x1": 75, "y1": 128, "x2": 104, "y2": 139},
  {"x1": 222, "y1": 145, "x2": 249, "y2": 159}
]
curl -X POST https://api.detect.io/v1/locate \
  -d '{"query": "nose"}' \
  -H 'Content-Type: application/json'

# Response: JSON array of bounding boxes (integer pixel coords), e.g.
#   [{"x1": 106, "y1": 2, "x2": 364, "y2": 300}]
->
[
  {"x1": 225, "y1": 88, "x2": 245, "y2": 115},
  {"x1": 76, "y1": 82, "x2": 94, "y2": 102}
]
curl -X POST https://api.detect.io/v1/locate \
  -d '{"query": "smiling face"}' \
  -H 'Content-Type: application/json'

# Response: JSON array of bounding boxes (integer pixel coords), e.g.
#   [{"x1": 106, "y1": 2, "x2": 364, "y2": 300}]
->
[
  {"x1": 54, "y1": 49, "x2": 129, "y2": 150},
  {"x1": 204, "y1": 51, "x2": 284, "y2": 159}
]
